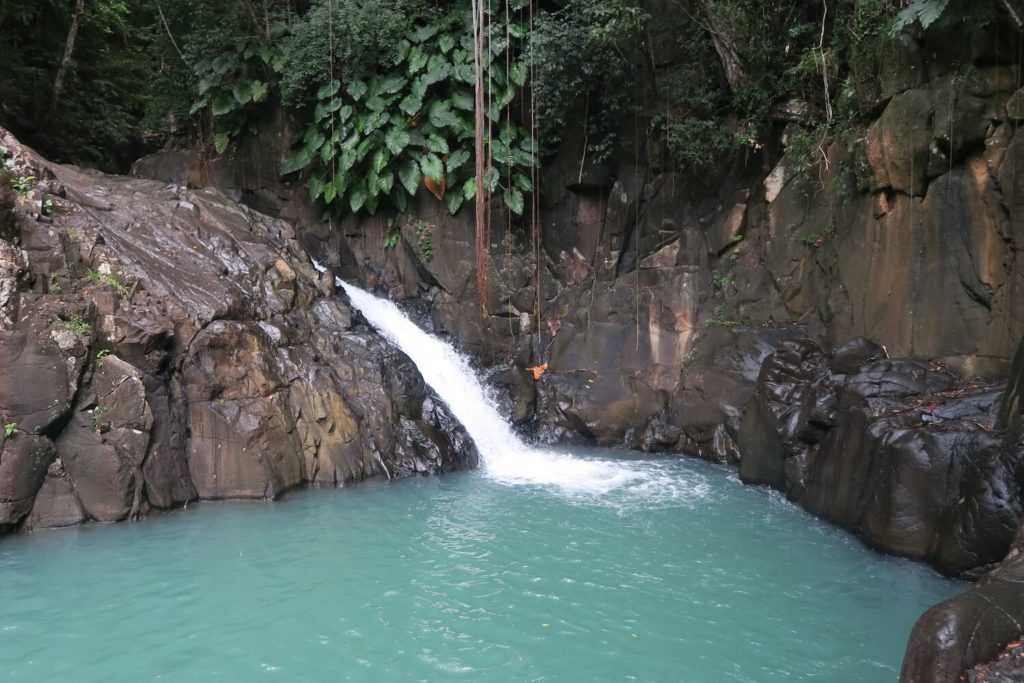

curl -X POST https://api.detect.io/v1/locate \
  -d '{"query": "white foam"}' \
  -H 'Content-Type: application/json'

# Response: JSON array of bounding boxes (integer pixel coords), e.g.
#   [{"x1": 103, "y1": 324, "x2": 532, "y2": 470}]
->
[{"x1": 339, "y1": 282, "x2": 706, "y2": 504}]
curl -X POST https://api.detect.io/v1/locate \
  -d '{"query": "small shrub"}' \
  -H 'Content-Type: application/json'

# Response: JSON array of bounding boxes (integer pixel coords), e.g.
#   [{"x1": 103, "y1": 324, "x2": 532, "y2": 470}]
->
[
  {"x1": 3, "y1": 422, "x2": 18, "y2": 438},
  {"x1": 10, "y1": 175, "x2": 35, "y2": 197}
]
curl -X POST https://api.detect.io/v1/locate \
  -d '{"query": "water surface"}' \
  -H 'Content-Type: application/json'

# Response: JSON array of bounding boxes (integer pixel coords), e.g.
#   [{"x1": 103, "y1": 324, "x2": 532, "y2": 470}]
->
[{"x1": 0, "y1": 451, "x2": 958, "y2": 682}]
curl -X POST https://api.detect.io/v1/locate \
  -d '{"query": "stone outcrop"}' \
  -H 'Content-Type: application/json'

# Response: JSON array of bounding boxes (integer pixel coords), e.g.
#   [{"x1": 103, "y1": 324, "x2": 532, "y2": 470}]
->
[
  {"x1": 736, "y1": 338, "x2": 1021, "y2": 577},
  {"x1": 0, "y1": 127, "x2": 477, "y2": 533},
  {"x1": 902, "y1": 527, "x2": 1024, "y2": 683}
]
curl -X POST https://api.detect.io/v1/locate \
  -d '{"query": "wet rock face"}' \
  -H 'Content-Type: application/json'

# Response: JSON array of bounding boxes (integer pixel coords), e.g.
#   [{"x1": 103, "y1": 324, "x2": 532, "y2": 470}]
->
[
  {"x1": 0, "y1": 127, "x2": 478, "y2": 533},
  {"x1": 902, "y1": 527, "x2": 1024, "y2": 683},
  {"x1": 737, "y1": 338, "x2": 1022, "y2": 577}
]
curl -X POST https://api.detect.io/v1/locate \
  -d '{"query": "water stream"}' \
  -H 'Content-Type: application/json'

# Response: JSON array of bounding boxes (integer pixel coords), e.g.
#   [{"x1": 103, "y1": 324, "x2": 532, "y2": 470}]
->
[
  {"x1": 340, "y1": 281, "x2": 685, "y2": 499},
  {"x1": 0, "y1": 283, "x2": 961, "y2": 681}
]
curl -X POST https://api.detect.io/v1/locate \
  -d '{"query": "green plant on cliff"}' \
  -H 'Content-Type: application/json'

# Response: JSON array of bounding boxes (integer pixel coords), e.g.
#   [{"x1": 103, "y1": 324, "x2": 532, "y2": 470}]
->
[
  {"x1": 278, "y1": 5, "x2": 534, "y2": 217},
  {"x1": 188, "y1": 34, "x2": 282, "y2": 155},
  {"x1": 531, "y1": 0, "x2": 649, "y2": 162},
  {"x1": 10, "y1": 175, "x2": 35, "y2": 197},
  {"x1": 411, "y1": 218, "x2": 436, "y2": 262},
  {"x1": 3, "y1": 422, "x2": 18, "y2": 438}
]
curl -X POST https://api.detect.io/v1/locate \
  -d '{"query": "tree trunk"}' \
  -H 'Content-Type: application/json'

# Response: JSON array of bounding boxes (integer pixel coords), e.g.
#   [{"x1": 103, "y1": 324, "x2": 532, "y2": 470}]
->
[
  {"x1": 699, "y1": 0, "x2": 747, "y2": 93},
  {"x1": 50, "y1": 0, "x2": 87, "y2": 116}
]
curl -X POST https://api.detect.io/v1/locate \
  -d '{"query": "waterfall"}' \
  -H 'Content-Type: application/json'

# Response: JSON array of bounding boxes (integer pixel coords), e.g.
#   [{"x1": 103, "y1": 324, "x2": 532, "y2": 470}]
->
[{"x1": 335, "y1": 277, "x2": 701, "y2": 500}]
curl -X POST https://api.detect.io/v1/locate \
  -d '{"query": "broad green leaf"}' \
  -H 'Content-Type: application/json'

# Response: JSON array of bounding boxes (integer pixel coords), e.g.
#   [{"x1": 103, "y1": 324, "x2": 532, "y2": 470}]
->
[
  {"x1": 251, "y1": 80, "x2": 268, "y2": 102},
  {"x1": 354, "y1": 137, "x2": 374, "y2": 162},
  {"x1": 509, "y1": 62, "x2": 528, "y2": 87},
  {"x1": 372, "y1": 149, "x2": 390, "y2": 174},
  {"x1": 514, "y1": 171, "x2": 533, "y2": 191},
  {"x1": 452, "y1": 64, "x2": 474, "y2": 84},
  {"x1": 446, "y1": 191, "x2": 464, "y2": 214},
  {"x1": 197, "y1": 76, "x2": 217, "y2": 96},
  {"x1": 461, "y1": 178, "x2": 476, "y2": 200},
  {"x1": 439, "y1": 35, "x2": 455, "y2": 53},
  {"x1": 413, "y1": 24, "x2": 438, "y2": 43},
  {"x1": 317, "y1": 80, "x2": 341, "y2": 100},
  {"x1": 365, "y1": 111, "x2": 390, "y2": 132},
  {"x1": 385, "y1": 127, "x2": 411, "y2": 155},
  {"x1": 378, "y1": 171, "x2": 394, "y2": 194},
  {"x1": 308, "y1": 176, "x2": 324, "y2": 199},
  {"x1": 446, "y1": 149, "x2": 471, "y2": 172},
  {"x1": 395, "y1": 39, "x2": 412, "y2": 63},
  {"x1": 214, "y1": 132, "x2": 231, "y2": 155},
  {"x1": 346, "y1": 80, "x2": 367, "y2": 100},
  {"x1": 422, "y1": 55, "x2": 450, "y2": 85},
  {"x1": 281, "y1": 148, "x2": 312, "y2": 175},
  {"x1": 339, "y1": 149, "x2": 357, "y2": 173},
  {"x1": 411, "y1": 77, "x2": 428, "y2": 100},
  {"x1": 323, "y1": 179, "x2": 337, "y2": 204},
  {"x1": 314, "y1": 101, "x2": 329, "y2": 122},
  {"x1": 426, "y1": 134, "x2": 449, "y2": 155},
  {"x1": 408, "y1": 47, "x2": 427, "y2": 73},
  {"x1": 399, "y1": 94, "x2": 423, "y2": 117},
  {"x1": 319, "y1": 140, "x2": 334, "y2": 165},
  {"x1": 420, "y1": 153, "x2": 444, "y2": 183},
  {"x1": 188, "y1": 97, "x2": 208, "y2": 115},
  {"x1": 232, "y1": 81, "x2": 254, "y2": 105},
  {"x1": 339, "y1": 105, "x2": 353, "y2": 123},
  {"x1": 484, "y1": 167, "x2": 499, "y2": 192},
  {"x1": 451, "y1": 91, "x2": 474, "y2": 111},
  {"x1": 212, "y1": 94, "x2": 235, "y2": 116},
  {"x1": 428, "y1": 101, "x2": 460, "y2": 129},
  {"x1": 399, "y1": 158, "x2": 422, "y2": 196},
  {"x1": 377, "y1": 75, "x2": 406, "y2": 95},
  {"x1": 350, "y1": 184, "x2": 368, "y2": 212},
  {"x1": 505, "y1": 188, "x2": 524, "y2": 215},
  {"x1": 335, "y1": 174, "x2": 349, "y2": 198},
  {"x1": 365, "y1": 193, "x2": 379, "y2": 215}
]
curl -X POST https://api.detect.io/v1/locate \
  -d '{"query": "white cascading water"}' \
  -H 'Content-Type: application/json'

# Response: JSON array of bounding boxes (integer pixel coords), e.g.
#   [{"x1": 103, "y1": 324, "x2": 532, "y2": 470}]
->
[{"x1": 329, "y1": 273, "x2": 706, "y2": 501}]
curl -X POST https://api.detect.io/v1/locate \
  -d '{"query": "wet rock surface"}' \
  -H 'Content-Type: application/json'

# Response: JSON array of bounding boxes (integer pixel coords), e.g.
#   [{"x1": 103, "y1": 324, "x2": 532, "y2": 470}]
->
[
  {"x1": 903, "y1": 527, "x2": 1024, "y2": 683},
  {"x1": 0, "y1": 128, "x2": 477, "y2": 533},
  {"x1": 736, "y1": 338, "x2": 1020, "y2": 577}
]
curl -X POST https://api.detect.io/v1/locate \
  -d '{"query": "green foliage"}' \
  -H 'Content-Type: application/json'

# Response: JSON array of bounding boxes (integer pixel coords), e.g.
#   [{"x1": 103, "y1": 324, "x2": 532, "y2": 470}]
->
[
  {"x1": 0, "y1": 0, "x2": 155, "y2": 170},
  {"x1": 383, "y1": 219, "x2": 401, "y2": 250},
  {"x1": 662, "y1": 119, "x2": 737, "y2": 170},
  {"x1": 91, "y1": 405, "x2": 110, "y2": 431},
  {"x1": 61, "y1": 315, "x2": 91, "y2": 335},
  {"x1": 531, "y1": 0, "x2": 649, "y2": 162},
  {"x1": 86, "y1": 268, "x2": 130, "y2": 295},
  {"x1": 42, "y1": 198, "x2": 55, "y2": 216},
  {"x1": 96, "y1": 349, "x2": 112, "y2": 360},
  {"x1": 411, "y1": 218, "x2": 435, "y2": 262},
  {"x1": 891, "y1": 0, "x2": 951, "y2": 35},
  {"x1": 189, "y1": 33, "x2": 283, "y2": 155},
  {"x1": 278, "y1": 0, "x2": 423, "y2": 108},
  {"x1": 279, "y1": 6, "x2": 534, "y2": 216},
  {"x1": 10, "y1": 175, "x2": 34, "y2": 197},
  {"x1": 3, "y1": 422, "x2": 18, "y2": 438}
]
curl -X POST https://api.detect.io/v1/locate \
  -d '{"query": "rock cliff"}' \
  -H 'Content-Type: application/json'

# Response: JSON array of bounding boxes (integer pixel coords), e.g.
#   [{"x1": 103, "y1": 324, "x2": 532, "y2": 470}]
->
[{"x1": 0, "y1": 128, "x2": 477, "y2": 533}]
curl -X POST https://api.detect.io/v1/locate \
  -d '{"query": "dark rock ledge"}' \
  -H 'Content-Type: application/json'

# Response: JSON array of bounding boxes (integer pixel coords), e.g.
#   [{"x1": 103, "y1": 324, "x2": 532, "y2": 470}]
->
[{"x1": 0, "y1": 127, "x2": 477, "y2": 534}]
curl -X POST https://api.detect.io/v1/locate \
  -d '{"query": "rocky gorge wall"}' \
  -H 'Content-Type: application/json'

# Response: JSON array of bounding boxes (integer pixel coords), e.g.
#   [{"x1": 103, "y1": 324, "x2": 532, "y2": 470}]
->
[
  {"x1": 124, "y1": 14, "x2": 1024, "y2": 681},
  {"x1": 0, "y1": 128, "x2": 477, "y2": 534}
]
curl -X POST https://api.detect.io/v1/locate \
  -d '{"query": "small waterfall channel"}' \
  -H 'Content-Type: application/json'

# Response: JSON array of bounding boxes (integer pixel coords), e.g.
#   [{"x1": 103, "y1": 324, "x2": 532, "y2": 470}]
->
[{"x1": 337, "y1": 278, "x2": 688, "y2": 499}]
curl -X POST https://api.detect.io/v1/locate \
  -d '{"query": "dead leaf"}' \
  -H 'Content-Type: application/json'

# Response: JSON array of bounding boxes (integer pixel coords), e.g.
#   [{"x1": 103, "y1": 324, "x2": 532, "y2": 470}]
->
[{"x1": 527, "y1": 362, "x2": 548, "y2": 380}]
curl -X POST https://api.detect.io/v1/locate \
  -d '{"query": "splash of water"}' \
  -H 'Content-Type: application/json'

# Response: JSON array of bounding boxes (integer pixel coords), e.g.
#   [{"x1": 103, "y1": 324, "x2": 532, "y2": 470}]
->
[{"x1": 335, "y1": 277, "x2": 706, "y2": 503}]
